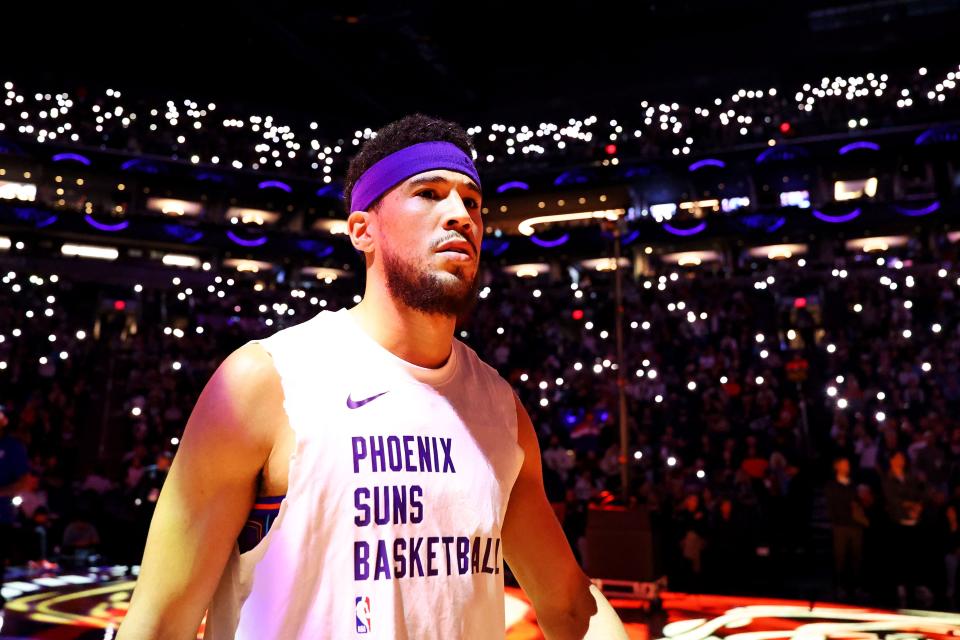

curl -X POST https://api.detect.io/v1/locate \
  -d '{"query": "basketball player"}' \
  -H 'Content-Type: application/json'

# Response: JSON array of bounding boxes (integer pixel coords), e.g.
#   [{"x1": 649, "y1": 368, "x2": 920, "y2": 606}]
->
[{"x1": 118, "y1": 114, "x2": 628, "y2": 639}]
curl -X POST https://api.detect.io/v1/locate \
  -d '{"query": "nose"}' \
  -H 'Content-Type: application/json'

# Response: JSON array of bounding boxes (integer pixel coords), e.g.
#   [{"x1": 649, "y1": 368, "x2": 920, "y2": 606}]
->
[{"x1": 440, "y1": 190, "x2": 473, "y2": 233}]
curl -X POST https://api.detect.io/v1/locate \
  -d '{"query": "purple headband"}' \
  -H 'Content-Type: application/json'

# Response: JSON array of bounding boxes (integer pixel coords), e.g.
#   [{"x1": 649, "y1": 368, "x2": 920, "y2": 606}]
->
[{"x1": 349, "y1": 141, "x2": 482, "y2": 212}]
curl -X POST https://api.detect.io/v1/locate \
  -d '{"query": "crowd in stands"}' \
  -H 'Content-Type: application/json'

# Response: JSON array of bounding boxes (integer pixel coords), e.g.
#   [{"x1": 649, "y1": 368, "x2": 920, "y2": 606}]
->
[
  {"x1": 1, "y1": 62, "x2": 958, "y2": 183},
  {"x1": 1, "y1": 231, "x2": 959, "y2": 610}
]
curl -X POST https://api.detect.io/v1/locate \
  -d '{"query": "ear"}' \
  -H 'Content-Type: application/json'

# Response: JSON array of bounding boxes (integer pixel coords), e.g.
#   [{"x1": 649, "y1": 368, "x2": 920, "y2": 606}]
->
[{"x1": 347, "y1": 209, "x2": 376, "y2": 254}]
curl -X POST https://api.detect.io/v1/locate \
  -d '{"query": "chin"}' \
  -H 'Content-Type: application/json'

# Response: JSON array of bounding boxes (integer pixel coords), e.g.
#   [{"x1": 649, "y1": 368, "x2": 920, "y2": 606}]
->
[{"x1": 434, "y1": 263, "x2": 474, "y2": 282}]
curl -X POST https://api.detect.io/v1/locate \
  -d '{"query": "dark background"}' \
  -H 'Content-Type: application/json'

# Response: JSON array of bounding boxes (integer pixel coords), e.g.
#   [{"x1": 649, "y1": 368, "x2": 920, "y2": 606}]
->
[{"x1": 2, "y1": 1, "x2": 957, "y2": 129}]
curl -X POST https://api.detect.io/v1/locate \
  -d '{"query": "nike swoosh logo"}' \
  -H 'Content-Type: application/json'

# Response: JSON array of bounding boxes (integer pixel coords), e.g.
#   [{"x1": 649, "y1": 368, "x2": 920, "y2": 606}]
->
[{"x1": 346, "y1": 391, "x2": 389, "y2": 409}]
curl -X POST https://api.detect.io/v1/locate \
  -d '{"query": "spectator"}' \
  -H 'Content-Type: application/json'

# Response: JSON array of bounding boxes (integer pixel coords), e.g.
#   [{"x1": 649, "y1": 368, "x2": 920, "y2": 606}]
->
[
  {"x1": 61, "y1": 506, "x2": 101, "y2": 569},
  {"x1": 882, "y1": 451, "x2": 930, "y2": 607},
  {"x1": 543, "y1": 435, "x2": 575, "y2": 483},
  {"x1": 673, "y1": 492, "x2": 708, "y2": 590},
  {"x1": 824, "y1": 456, "x2": 868, "y2": 600}
]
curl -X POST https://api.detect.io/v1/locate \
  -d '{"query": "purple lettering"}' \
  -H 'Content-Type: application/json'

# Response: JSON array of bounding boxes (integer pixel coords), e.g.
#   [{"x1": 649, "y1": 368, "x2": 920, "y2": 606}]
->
[
  {"x1": 373, "y1": 486, "x2": 389, "y2": 525},
  {"x1": 471, "y1": 536, "x2": 481, "y2": 574},
  {"x1": 394, "y1": 538, "x2": 407, "y2": 578},
  {"x1": 386, "y1": 436, "x2": 402, "y2": 471},
  {"x1": 354, "y1": 541, "x2": 369, "y2": 580},
  {"x1": 481, "y1": 537, "x2": 495, "y2": 574},
  {"x1": 374, "y1": 540, "x2": 391, "y2": 580},
  {"x1": 354, "y1": 487, "x2": 371, "y2": 526},
  {"x1": 402, "y1": 435, "x2": 415, "y2": 471},
  {"x1": 456, "y1": 537, "x2": 469, "y2": 574},
  {"x1": 441, "y1": 438, "x2": 455, "y2": 473},
  {"x1": 351, "y1": 437, "x2": 367, "y2": 473},
  {"x1": 426, "y1": 536, "x2": 439, "y2": 576},
  {"x1": 442, "y1": 536, "x2": 455, "y2": 576},
  {"x1": 410, "y1": 485, "x2": 423, "y2": 524},
  {"x1": 409, "y1": 537, "x2": 424, "y2": 577},
  {"x1": 418, "y1": 436, "x2": 433, "y2": 472},
  {"x1": 369, "y1": 436, "x2": 385, "y2": 472},
  {"x1": 392, "y1": 485, "x2": 407, "y2": 525}
]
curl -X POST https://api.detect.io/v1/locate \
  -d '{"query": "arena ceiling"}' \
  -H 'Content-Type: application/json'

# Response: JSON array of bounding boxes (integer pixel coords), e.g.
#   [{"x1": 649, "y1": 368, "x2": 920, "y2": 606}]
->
[{"x1": 1, "y1": 1, "x2": 957, "y2": 130}]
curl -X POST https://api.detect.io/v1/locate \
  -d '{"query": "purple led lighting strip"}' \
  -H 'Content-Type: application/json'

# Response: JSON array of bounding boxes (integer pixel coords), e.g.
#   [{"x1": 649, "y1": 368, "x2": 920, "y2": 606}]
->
[
  {"x1": 496, "y1": 181, "x2": 530, "y2": 193},
  {"x1": 663, "y1": 221, "x2": 707, "y2": 236},
  {"x1": 226, "y1": 230, "x2": 269, "y2": 247},
  {"x1": 36, "y1": 215, "x2": 58, "y2": 228},
  {"x1": 688, "y1": 159, "x2": 725, "y2": 172},
  {"x1": 838, "y1": 141, "x2": 880, "y2": 155},
  {"x1": 766, "y1": 217, "x2": 787, "y2": 232},
  {"x1": 258, "y1": 180, "x2": 292, "y2": 193},
  {"x1": 52, "y1": 153, "x2": 91, "y2": 165},
  {"x1": 812, "y1": 208, "x2": 861, "y2": 223},
  {"x1": 84, "y1": 215, "x2": 128, "y2": 232},
  {"x1": 894, "y1": 202, "x2": 940, "y2": 217},
  {"x1": 530, "y1": 233, "x2": 569, "y2": 248}
]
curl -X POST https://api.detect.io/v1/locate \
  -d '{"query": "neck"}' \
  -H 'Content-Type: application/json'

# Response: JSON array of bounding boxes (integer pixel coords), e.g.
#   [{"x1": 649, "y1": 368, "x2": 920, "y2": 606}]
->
[{"x1": 348, "y1": 281, "x2": 456, "y2": 369}]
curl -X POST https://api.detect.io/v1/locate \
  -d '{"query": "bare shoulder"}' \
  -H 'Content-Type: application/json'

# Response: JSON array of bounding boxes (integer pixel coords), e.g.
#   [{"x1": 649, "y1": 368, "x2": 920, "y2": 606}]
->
[
  {"x1": 215, "y1": 340, "x2": 281, "y2": 401},
  {"x1": 197, "y1": 340, "x2": 286, "y2": 453}
]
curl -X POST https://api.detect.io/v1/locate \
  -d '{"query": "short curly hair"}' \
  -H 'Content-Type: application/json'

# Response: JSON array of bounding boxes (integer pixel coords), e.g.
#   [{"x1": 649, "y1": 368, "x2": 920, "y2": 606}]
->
[{"x1": 343, "y1": 113, "x2": 476, "y2": 215}]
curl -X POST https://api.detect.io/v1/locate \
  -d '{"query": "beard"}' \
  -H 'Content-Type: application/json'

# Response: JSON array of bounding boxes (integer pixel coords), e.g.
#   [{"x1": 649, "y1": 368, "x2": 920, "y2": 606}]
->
[{"x1": 381, "y1": 244, "x2": 481, "y2": 322}]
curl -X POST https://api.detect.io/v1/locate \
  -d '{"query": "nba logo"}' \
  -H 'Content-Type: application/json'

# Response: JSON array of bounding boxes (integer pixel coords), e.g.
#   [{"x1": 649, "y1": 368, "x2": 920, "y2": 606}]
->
[{"x1": 355, "y1": 595, "x2": 372, "y2": 634}]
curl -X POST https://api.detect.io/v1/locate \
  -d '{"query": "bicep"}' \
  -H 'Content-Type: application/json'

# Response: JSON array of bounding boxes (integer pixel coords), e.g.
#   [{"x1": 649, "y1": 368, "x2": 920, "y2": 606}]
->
[
  {"x1": 119, "y1": 342, "x2": 282, "y2": 639},
  {"x1": 501, "y1": 394, "x2": 590, "y2": 622}
]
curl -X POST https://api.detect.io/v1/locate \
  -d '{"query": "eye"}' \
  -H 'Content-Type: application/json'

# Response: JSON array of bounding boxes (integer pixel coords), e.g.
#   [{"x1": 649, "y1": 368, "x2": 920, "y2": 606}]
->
[{"x1": 416, "y1": 189, "x2": 480, "y2": 210}]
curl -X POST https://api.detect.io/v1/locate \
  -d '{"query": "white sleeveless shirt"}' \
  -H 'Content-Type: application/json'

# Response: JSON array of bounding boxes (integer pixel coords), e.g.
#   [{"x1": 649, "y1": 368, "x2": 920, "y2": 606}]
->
[{"x1": 204, "y1": 307, "x2": 525, "y2": 639}]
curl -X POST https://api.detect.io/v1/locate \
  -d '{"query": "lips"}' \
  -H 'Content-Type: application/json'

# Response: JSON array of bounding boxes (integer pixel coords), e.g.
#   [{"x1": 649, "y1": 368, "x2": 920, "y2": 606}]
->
[{"x1": 435, "y1": 240, "x2": 474, "y2": 257}]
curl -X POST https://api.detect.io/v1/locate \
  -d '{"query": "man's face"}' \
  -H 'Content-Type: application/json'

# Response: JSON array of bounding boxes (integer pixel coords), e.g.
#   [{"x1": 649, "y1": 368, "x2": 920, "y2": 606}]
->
[{"x1": 372, "y1": 169, "x2": 484, "y2": 319}]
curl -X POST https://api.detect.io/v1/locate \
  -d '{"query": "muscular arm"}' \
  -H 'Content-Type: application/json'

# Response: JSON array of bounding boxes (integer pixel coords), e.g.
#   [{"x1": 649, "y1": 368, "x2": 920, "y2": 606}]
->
[
  {"x1": 502, "y1": 394, "x2": 628, "y2": 640},
  {"x1": 117, "y1": 342, "x2": 286, "y2": 639}
]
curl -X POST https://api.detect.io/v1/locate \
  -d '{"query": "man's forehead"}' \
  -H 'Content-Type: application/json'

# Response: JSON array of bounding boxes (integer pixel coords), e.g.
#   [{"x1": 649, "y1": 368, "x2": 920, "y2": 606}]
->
[{"x1": 403, "y1": 170, "x2": 482, "y2": 193}]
